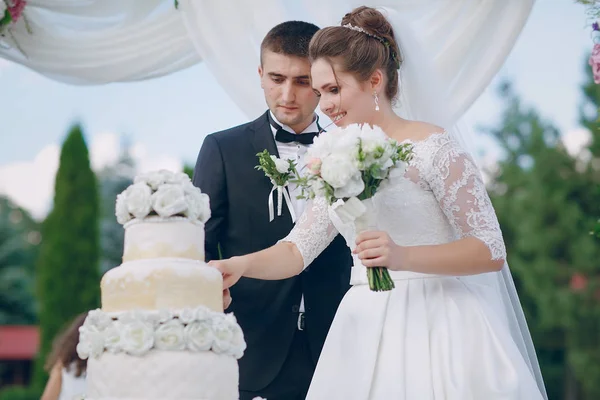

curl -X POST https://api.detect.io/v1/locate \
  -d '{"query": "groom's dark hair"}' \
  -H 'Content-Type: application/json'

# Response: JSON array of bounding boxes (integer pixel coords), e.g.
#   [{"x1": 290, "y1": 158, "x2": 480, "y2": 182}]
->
[{"x1": 260, "y1": 21, "x2": 320, "y2": 64}]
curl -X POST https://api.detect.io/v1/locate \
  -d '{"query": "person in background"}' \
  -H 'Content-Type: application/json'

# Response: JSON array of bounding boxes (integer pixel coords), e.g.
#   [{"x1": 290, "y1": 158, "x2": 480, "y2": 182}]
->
[{"x1": 41, "y1": 313, "x2": 87, "y2": 400}]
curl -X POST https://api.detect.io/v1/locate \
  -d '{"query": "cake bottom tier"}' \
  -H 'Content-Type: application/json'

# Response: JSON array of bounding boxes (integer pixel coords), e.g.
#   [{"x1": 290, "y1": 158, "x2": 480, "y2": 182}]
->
[{"x1": 86, "y1": 350, "x2": 239, "y2": 400}]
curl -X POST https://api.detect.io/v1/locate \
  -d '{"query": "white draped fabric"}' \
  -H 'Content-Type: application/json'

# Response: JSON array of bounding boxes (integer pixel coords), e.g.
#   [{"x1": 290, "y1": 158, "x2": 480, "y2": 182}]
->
[
  {"x1": 1, "y1": 0, "x2": 546, "y2": 396},
  {"x1": 0, "y1": 0, "x2": 532, "y2": 121},
  {"x1": 0, "y1": 1, "x2": 199, "y2": 83}
]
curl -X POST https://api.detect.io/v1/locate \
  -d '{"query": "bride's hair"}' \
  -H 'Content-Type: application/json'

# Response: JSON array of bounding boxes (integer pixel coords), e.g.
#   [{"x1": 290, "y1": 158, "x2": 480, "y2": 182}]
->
[
  {"x1": 309, "y1": 6, "x2": 402, "y2": 101},
  {"x1": 44, "y1": 312, "x2": 88, "y2": 377}
]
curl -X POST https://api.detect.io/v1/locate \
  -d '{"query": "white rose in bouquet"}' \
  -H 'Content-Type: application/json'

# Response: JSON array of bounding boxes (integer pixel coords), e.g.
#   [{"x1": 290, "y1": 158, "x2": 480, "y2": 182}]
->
[
  {"x1": 0, "y1": 3, "x2": 6, "y2": 18},
  {"x1": 154, "y1": 320, "x2": 186, "y2": 351},
  {"x1": 124, "y1": 182, "x2": 153, "y2": 219},
  {"x1": 320, "y1": 153, "x2": 364, "y2": 199},
  {"x1": 320, "y1": 153, "x2": 358, "y2": 189},
  {"x1": 333, "y1": 174, "x2": 364, "y2": 199},
  {"x1": 120, "y1": 320, "x2": 155, "y2": 356},
  {"x1": 335, "y1": 124, "x2": 362, "y2": 153},
  {"x1": 357, "y1": 125, "x2": 393, "y2": 170},
  {"x1": 184, "y1": 320, "x2": 214, "y2": 351},
  {"x1": 310, "y1": 129, "x2": 339, "y2": 160},
  {"x1": 152, "y1": 184, "x2": 187, "y2": 218}
]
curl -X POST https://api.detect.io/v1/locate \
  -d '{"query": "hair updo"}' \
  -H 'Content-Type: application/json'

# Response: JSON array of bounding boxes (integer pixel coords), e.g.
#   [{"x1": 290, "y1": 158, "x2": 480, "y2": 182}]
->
[{"x1": 309, "y1": 6, "x2": 402, "y2": 101}]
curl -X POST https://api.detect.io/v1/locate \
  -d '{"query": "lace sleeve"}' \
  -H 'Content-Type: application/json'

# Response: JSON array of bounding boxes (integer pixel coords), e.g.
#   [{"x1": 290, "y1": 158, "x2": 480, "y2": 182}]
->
[
  {"x1": 279, "y1": 196, "x2": 339, "y2": 269},
  {"x1": 427, "y1": 136, "x2": 507, "y2": 261}
]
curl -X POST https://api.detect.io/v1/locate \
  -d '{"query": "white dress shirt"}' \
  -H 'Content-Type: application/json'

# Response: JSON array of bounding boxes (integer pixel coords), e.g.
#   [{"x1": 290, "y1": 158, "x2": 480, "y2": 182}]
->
[{"x1": 269, "y1": 111, "x2": 320, "y2": 313}]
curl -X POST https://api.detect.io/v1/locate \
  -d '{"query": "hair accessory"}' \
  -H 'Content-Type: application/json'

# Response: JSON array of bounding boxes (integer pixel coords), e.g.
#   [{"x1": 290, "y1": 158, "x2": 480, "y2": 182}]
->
[{"x1": 341, "y1": 23, "x2": 401, "y2": 69}]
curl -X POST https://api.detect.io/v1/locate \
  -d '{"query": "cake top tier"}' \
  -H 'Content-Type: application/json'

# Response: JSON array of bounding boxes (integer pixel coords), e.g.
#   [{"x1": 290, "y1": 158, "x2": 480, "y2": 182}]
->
[{"x1": 115, "y1": 170, "x2": 211, "y2": 226}]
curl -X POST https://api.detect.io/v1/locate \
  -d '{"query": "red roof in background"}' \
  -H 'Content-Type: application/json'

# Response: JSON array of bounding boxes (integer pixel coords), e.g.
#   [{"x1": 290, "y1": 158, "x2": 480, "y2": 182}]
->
[{"x1": 0, "y1": 326, "x2": 39, "y2": 359}]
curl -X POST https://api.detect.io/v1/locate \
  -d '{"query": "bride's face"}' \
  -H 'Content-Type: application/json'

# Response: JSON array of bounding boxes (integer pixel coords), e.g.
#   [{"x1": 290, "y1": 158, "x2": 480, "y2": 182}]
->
[{"x1": 311, "y1": 58, "x2": 375, "y2": 128}]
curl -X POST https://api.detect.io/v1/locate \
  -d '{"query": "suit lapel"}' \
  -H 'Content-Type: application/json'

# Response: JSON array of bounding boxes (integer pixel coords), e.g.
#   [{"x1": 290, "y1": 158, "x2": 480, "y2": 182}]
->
[
  {"x1": 252, "y1": 111, "x2": 280, "y2": 158},
  {"x1": 249, "y1": 112, "x2": 294, "y2": 232}
]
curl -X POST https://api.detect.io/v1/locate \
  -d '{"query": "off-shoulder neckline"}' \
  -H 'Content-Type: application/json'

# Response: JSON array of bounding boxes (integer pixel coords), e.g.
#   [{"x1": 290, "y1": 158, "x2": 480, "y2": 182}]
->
[{"x1": 399, "y1": 130, "x2": 449, "y2": 145}]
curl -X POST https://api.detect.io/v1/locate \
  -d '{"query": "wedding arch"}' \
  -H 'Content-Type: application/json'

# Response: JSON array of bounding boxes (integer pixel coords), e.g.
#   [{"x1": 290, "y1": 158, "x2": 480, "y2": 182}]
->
[{"x1": 0, "y1": 0, "x2": 534, "y2": 123}]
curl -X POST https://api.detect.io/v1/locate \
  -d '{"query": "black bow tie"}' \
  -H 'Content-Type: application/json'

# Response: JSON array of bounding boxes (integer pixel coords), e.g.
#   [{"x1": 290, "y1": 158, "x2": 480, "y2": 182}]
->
[{"x1": 268, "y1": 113, "x2": 320, "y2": 145}]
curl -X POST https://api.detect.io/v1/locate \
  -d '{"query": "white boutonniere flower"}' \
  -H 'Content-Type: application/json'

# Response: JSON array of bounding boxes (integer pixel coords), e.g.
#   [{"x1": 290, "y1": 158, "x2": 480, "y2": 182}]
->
[{"x1": 255, "y1": 150, "x2": 298, "y2": 222}]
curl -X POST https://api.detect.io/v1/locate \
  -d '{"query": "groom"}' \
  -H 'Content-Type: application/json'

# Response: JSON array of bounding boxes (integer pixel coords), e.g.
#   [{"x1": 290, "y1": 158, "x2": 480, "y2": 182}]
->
[{"x1": 193, "y1": 21, "x2": 352, "y2": 400}]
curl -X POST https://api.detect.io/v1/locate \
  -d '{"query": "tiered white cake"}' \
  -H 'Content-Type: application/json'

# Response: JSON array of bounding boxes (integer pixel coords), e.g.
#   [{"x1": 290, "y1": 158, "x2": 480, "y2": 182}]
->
[{"x1": 77, "y1": 170, "x2": 245, "y2": 400}]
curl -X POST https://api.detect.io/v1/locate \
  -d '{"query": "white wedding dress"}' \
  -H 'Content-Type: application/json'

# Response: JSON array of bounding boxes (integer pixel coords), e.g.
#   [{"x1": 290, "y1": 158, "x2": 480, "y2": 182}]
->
[{"x1": 283, "y1": 132, "x2": 546, "y2": 399}]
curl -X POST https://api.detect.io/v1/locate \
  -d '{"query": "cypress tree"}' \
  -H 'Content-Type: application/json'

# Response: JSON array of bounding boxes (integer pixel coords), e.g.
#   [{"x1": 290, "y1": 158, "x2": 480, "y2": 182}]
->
[{"x1": 33, "y1": 124, "x2": 100, "y2": 387}]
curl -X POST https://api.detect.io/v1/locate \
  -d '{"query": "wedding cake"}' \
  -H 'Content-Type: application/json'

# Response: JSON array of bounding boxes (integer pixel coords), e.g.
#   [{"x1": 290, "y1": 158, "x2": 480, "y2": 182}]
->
[{"x1": 76, "y1": 170, "x2": 245, "y2": 400}]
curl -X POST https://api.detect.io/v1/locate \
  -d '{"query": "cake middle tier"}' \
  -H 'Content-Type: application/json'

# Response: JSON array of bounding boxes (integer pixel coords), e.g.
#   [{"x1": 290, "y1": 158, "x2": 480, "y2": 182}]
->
[{"x1": 101, "y1": 258, "x2": 222, "y2": 313}]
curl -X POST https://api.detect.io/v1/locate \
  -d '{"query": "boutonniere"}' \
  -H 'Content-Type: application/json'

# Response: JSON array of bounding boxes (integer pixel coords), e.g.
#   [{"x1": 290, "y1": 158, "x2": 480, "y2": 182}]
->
[{"x1": 255, "y1": 150, "x2": 298, "y2": 222}]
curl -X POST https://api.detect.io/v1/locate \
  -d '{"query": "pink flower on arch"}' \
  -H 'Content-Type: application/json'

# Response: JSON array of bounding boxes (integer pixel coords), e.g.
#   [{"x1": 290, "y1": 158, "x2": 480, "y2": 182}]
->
[
  {"x1": 569, "y1": 272, "x2": 587, "y2": 292},
  {"x1": 589, "y1": 43, "x2": 600, "y2": 84}
]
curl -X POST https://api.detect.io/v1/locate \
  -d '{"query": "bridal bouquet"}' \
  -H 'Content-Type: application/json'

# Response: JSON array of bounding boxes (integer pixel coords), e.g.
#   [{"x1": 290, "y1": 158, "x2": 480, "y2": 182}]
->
[{"x1": 295, "y1": 123, "x2": 413, "y2": 291}]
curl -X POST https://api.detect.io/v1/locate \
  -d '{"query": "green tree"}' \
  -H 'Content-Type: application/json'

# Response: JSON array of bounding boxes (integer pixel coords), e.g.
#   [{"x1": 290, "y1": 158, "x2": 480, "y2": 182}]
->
[
  {"x1": 0, "y1": 196, "x2": 40, "y2": 324},
  {"x1": 486, "y1": 74, "x2": 600, "y2": 398},
  {"x1": 97, "y1": 138, "x2": 135, "y2": 273},
  {"x1": 33, "y1": 124, "x2": 100, "y2": 388},
  {"x1": 183, "y1": 163, "x2": 194, "y2": 180},
  {"x1": 566, "y1": 54, "x2": 600, "y2": 400}
]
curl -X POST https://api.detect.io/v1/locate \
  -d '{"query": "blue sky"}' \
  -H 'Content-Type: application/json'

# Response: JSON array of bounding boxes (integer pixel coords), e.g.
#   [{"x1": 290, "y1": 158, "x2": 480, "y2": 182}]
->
[{"x1": 0, "y1": 1, "x2": 593, "y2": 219}]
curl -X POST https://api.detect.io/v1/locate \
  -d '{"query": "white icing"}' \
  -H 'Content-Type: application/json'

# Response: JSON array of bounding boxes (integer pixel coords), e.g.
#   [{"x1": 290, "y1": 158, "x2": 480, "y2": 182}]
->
[
  {"x1": 123, "y1": 218, "x2": 205, "y2": 262},
  {"x1": 123, "y1": 215, "x2": 202, "y2": 229},
  {"x1": 86, "y1": 351, "x2": 238, "y2": 399},
  {"x1": 102, "y1": 258, "x2": 220, "y2": 282}
]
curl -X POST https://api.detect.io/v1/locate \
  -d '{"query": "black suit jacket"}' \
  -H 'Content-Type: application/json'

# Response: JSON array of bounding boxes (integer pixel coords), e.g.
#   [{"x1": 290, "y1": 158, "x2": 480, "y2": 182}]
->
[{"x1": 193, "y1": 111, "x2": 352, "y2": 391}]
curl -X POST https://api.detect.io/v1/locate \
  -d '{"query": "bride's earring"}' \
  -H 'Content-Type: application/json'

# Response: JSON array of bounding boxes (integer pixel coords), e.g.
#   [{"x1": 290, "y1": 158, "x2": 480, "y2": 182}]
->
[{"x1": 373, "y1": 91, "x2": 380, "y2": 111}]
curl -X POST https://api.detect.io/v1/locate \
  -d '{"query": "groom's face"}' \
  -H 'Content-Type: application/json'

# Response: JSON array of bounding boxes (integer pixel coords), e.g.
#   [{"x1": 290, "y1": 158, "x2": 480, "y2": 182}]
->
[{"x1": 259, "y1": 50, "x2": 319, "y2": 133}]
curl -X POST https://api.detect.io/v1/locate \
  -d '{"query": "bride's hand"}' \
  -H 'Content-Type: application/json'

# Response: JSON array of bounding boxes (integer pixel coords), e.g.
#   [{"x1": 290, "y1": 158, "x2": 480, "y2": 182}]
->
[
  {"x1": 209, "y1": 256, "x2": 247, "y2": 289},
  {"x1": 353, "y1": 230, "x2": 405, "y2": 271},
  {"x1": 223, "y1": 288, "x2": 232, "y2": 309}
]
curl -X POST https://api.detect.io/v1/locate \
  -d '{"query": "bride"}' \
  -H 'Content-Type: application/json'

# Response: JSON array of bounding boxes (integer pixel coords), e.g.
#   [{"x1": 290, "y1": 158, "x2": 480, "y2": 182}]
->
[{"x1": 212, "y1": 6, "x2": 547, "y2": 399}]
